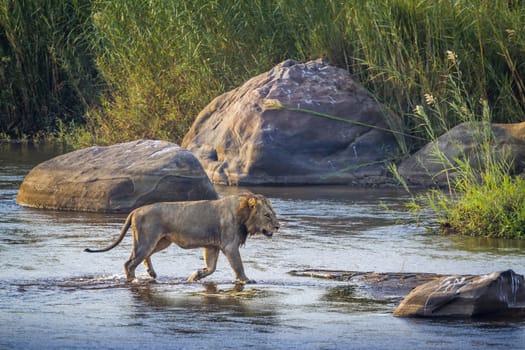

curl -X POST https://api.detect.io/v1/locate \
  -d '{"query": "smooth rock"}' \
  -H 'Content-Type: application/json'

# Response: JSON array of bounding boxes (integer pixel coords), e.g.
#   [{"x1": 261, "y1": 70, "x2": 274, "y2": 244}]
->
[{"x1": 17, "y1": 139, "x2": 218, "y2": 212}]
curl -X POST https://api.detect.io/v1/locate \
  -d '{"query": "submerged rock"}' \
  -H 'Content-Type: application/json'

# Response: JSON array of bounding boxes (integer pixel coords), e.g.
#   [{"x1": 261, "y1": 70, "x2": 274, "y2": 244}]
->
[
  {"x1": 290, "y1": 269, "x2": 444, "y2": 300},
  {"x1": 182, "y1": 58, "x2": 401, "y2": 185},
  {"x1": 393, "y1": 270, "x2": 525, "y2": 318},
  {"x1": 17, "y1": 139, "x2": 218, "y2": 213}
]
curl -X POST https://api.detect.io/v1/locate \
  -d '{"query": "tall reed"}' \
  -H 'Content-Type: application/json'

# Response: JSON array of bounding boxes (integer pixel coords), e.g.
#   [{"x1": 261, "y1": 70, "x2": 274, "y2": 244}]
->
[
  {"x1": 77, "y1": 0, "x2": 306, "y2": 145},
  {"x1": 1, "y1": 0, "x2": 524, "y2": 148},
  {"x1": 85, "y1": 0, "x2": 524, "y2": 147},
  {"x1": 0, "y1": 0, "x2": 103, "y2": 138}
]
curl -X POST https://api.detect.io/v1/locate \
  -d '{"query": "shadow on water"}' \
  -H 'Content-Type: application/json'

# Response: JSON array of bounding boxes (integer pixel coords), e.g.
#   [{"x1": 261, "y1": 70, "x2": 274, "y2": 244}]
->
[
  {"x1": 128, "y1": 281, "x2": 276, "y2": 316},
  {"x1": 322, "y1": 285, "x2": 397, "y2": 314},
  {"x1": 448, "y1": 235, "x2": 525, "y2": 254}
]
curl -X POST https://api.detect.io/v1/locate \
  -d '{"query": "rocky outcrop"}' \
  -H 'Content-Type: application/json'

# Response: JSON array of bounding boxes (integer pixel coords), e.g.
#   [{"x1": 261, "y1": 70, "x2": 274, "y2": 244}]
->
[
  {"x1": 182, "y1": 59, "x2": 402, "y2": 185},
  {"x1": 291, "y1": 269, "x2": 525, "y2": 318},
  {"x1": 17, "y1": 139, "x2": 218, "y2": 213},
  {"x1": 393, "y1": 270, "x2": 525, "y2": 317},
  {"x1": 398, "y1": 122, "x2": 525, "y2": 187}
]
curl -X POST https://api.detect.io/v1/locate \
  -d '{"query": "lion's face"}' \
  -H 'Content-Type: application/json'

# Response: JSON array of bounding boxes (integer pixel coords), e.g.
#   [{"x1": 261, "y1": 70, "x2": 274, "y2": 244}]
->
[{"x1": 243, "y1": 195, "x2": 280, "y2": 237}]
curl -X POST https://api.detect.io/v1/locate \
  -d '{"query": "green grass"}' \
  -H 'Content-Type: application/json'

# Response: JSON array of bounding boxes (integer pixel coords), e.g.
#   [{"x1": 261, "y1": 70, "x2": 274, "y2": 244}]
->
[
  {"x1": 396, "y1": 57, "x2": 525, "y2": 240},
  {"x1": 3, "y1": 0, "x2": 524, "y2": 147},
  {"x1": 78, "y1": 0, "x2": 307, "y2": 145},
  {"x1": 429, "y1": 172, "x2": 525, "y2": 239},
  {"x1": 0, "y1": 0, "x2": 103, "y2": 138}
]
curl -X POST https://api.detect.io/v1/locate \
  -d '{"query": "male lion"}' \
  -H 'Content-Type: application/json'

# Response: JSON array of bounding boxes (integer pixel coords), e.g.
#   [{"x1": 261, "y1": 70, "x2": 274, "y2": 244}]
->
[{"x1": 84, "y1": 194, "x2": 279, "y2": 284}]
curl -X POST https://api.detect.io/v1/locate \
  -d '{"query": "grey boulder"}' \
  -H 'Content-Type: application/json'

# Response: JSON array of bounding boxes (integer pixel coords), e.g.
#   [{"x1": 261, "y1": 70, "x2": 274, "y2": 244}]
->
[
  {"x1": 398, "y1": 121, "x2": 525, "y2": 187},
  {"x1": 182, "y1": 59, "x2": 402, "y2": 185},
  {"x1": 17, "y1": 139, "x2": 218, "y2": 212}
]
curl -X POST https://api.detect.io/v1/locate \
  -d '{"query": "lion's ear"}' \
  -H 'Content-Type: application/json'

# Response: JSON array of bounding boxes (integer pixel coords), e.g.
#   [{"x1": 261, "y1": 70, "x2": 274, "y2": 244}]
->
[{"x1": 248, "y1": 197, "x2": 257, "y2": 208}]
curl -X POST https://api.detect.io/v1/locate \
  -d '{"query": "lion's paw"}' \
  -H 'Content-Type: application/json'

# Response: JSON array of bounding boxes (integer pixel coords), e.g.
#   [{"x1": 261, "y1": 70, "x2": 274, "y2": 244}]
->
[
  {"x1": 187, "y1": 272, "x2": 201, "y2": 282},
  {"x1": 236, "y1": 279, "x2": 256, "y2": 285}
]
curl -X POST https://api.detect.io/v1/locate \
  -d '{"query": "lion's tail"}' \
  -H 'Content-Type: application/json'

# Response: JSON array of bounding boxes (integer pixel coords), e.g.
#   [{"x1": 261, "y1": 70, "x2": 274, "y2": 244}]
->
[{"x1": 84, "y1": 212, "x2": 133, "y2": 253}]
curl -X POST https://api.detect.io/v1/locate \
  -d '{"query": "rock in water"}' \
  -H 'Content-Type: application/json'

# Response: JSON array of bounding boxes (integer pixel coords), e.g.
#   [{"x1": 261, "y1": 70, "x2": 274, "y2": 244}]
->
[
  {"x1": 17, "y1": 140, "x2": 218, "y2": 212},
  {"x1": 393, "y1": 270, "x2": 525, "y2": 317},
  {"x1": 182, "y1": 58, "x2": 401, "y2": 185},
  {"x1": 398, "y1": 121, "x2": 525, "y2": 187}
]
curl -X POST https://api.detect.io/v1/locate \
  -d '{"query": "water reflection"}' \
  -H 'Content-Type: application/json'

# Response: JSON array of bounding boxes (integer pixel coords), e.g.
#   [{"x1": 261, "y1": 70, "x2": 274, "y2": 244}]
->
[
  {"x1": 2, "y1": 145, "x2": 525, "y2": 349},
  {"x1": 129, "y1": 281, "x2": 275, "y2": 315},
  {"x1": 0, "y1": 142, "x2": 68, "y2": 168},
  {"x1": 449, "y1": 235, "x2": 525, "y2": 254},
  {"x1": 126, "y1": 281, "x2": 280, "y2": 339},
  {"x1": 322, "y1": 285, "x2": 395, "y2": 314}
]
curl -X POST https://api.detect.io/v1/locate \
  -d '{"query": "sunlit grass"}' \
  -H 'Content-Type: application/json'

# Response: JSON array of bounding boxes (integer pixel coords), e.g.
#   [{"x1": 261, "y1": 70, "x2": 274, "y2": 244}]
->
[
  {"x1": 429, "y1": 172, "x2": 525, "y2": 239},
  {"x1": 2, "y1": 0, "x2": 524, "y2": 147},
  {"x1": 397, "y1": 53, "x2": 525, "y2": 239}
]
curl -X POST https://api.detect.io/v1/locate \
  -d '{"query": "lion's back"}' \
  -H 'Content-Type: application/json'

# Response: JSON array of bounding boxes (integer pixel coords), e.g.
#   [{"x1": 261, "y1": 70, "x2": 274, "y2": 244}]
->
[{"x1": 136, "y1": 197, "x2": 240, "y2": 239}]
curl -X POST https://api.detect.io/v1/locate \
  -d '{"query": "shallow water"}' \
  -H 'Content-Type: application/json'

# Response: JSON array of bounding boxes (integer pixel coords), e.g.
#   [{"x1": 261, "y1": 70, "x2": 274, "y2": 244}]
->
[{"x1": 1, "y1": 143, "x2": 524, "y2": 349}]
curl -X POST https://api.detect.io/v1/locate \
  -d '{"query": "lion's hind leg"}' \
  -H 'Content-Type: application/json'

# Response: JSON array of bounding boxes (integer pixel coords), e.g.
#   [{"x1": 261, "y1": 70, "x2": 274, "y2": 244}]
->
[
  {"x1": 124, "y1": 255, "x2": 142, "y2": 282},
  {"x1": 143, "y1": 257, "x2": 157, "y2": 279},
  {"x1": 125, "y1": 235, "x2": 167, "y2": 282},
  {"x1": 187, "y1": 247, "x2": 219, "y2": 282},
  {"x1": 142, "y1": 238, "x2": 171, "y2": 279}
]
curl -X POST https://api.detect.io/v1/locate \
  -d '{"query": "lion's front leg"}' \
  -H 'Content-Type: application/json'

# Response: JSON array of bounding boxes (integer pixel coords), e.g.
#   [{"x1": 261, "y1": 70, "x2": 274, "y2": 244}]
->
[
  {"x1": 187, "y1": 247, "x2": 220, "y2": 282},
  {"x1": 222, "y1": 247, "x2": 255, "y2": 284}
]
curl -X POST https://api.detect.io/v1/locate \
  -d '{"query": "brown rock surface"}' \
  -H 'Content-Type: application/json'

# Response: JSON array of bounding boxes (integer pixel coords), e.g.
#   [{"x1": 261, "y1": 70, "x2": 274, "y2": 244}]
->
[
  {"x1": 182, "y1": 59, "x2": 401, "y2": 185},
  {"x1": 17, "y1": 139, "x2": 218, "y2": 212}
]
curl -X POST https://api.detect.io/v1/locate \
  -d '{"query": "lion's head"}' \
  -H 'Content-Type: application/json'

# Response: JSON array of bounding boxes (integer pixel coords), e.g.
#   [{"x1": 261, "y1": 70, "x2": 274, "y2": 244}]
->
[{"x1": 239, "y1": 194, "x2": 280, "y2": 239}]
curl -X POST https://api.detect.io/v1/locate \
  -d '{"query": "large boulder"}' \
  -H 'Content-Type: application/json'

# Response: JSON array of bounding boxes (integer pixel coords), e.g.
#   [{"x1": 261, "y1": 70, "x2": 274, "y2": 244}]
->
[
  {"x1": 393, "y1": 270, "x2": 525, "y2": 317},
  {"x1": 398, "y1": 121, "x2": 525, "y2": 187},
  {"x1": 182, "y1": 58, "x2": 402, "y2": 185},
  {"x1": 17, "y1": 139, "x2": 218, "y2": 213}
]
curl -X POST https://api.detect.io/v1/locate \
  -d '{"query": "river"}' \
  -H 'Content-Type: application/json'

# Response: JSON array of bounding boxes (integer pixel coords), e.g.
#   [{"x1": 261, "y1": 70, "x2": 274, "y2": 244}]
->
[{"x1": 1, "y1": 143, "x2": 524, "y2": 349}]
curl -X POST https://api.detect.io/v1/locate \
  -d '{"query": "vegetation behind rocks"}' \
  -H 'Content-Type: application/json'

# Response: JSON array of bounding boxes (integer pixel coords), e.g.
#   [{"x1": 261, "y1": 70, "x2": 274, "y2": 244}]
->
[{"x1": 1, "y1": 0, "x2": 524, "y2": 147}]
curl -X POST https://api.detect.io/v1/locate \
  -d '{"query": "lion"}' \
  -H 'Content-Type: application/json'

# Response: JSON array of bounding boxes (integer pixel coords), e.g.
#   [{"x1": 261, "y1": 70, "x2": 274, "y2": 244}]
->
[{"x1": 84, "y1": 193, "x2": 279, "y2": 284}]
